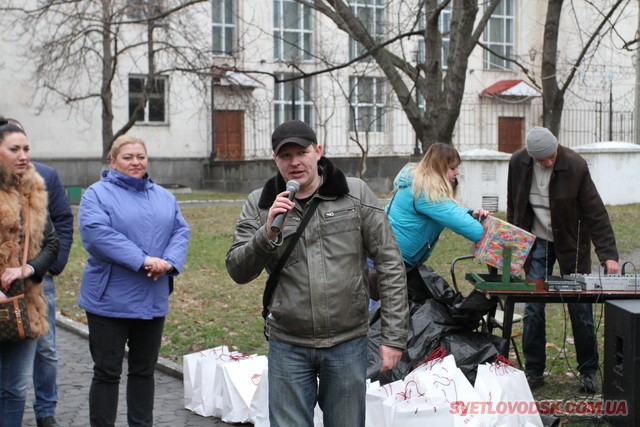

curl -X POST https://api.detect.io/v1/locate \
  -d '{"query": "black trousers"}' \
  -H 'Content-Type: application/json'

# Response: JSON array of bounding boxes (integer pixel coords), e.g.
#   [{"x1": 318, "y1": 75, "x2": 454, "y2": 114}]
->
[{"x1": 86, "y1": 312, "x2": 165, "y2": 427}]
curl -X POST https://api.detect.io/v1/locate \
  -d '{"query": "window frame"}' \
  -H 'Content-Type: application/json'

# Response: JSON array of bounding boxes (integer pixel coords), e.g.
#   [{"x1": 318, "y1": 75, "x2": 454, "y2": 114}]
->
[
  {"x1": 417, "y1": 3, "x2": 451, "y2": 69},
  {"x1": 126, "y1": 0, "x2": 165, "y2": 21},
  {"x1": 273, "y1": 73, "x2": 314, "y2": 127},
  {"x1": 348, "y1": 0, "x2": 385, "y2": 62},
  {"x1": 482, "y1": 0, "x2": 515, "y2": 71},
  {"x1": 212, "y1": 0, "x2": 236, "y2": 55},
  {"x1": 273, "y1": 0, "x2": 313, "y2": 61},
  {"x1": 349, "y1": 76, "x2": 386, "y2": 133},
  {"x1": 128, "y1": 75, "x2": 169, "y2": 125}
]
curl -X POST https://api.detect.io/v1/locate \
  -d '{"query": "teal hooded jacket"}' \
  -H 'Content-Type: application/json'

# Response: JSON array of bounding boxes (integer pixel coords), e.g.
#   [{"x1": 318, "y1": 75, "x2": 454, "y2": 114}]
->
[{"x1": 385, "y1": 164, "x2": 484, "y2": 268}]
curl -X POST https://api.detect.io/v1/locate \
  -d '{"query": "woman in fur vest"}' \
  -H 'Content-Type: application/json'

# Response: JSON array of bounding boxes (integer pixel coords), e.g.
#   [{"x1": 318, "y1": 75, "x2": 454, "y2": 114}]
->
[{"x1": 0, "y1": 119, "x2": 59, "y2": 427}]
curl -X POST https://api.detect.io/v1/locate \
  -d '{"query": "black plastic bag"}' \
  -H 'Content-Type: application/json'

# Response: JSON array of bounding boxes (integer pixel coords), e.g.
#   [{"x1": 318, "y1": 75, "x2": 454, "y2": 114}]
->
[
  {"x1": 437, "y1": 332, "x2": 506, "y2": 384},
  {"x1": 367, "y1": 299, "x2": 459, "y2": 383},
  {"x1": 409, "y1": 265, "x2": 497, "y2": 331},
  {"x1": 448, "y1": 289, "x2": 497, "y2": 331},
  {"x1": 367, "y1": 266, "x2": 504, "y2": 384},
  {"x1": 406, "y1": 265, "x2": 455, "y2": 303}
]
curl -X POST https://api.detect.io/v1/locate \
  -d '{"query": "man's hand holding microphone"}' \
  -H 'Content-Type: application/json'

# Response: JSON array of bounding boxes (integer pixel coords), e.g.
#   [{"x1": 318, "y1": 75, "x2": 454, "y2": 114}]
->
[{"x1": 267, "y1": 180, "x2": 300, "y2": 241}]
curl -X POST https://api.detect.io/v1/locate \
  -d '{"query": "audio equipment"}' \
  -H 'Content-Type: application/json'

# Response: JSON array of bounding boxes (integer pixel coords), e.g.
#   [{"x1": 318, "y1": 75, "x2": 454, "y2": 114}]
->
[{"x1": 604, "y1": 300, "x2": 640, "y2": 426}]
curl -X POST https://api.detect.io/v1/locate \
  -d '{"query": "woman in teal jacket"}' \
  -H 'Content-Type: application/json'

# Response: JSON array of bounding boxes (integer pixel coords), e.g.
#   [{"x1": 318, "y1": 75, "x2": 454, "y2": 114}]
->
[{"x1": 386, "y1": 143, "x2": 487, "y2": 269}]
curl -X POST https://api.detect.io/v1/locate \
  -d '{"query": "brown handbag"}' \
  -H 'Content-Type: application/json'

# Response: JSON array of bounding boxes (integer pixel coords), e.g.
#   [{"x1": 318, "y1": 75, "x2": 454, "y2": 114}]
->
[{"x1": 0, "y1": 207, "x2": 35, "y2": 342}]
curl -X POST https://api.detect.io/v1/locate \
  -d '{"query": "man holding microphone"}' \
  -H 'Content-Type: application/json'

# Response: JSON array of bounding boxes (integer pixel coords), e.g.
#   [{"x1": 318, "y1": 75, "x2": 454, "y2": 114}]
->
[{"x1": 226, "y1": 120, "x2": 409, "y2": 427}]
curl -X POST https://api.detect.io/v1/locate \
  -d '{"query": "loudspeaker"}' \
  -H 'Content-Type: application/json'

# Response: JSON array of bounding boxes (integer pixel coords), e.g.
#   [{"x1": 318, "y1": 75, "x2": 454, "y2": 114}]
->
[{"x1": 604, "y1": 299, "x2": 640, "y2": 426}]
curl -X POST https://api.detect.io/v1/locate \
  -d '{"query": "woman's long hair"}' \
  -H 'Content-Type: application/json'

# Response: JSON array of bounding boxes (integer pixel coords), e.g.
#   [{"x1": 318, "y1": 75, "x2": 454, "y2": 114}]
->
[{"x1": 411, "y1": 142, "x2": 461, "y2": 202}]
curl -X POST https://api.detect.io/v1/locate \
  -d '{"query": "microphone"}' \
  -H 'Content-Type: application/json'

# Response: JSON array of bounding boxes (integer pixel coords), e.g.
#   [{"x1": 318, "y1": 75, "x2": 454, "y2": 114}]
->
[{"x1": 270, "y1": 180, "x2": 300, "y2": 234}]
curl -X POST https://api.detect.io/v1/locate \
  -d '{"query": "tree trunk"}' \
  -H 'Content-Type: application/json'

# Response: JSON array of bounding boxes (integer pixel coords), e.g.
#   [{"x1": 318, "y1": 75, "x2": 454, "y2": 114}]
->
[
  {"x1": 541, "y1": 0, "x2": 563, "y2": 136},
  {"x1": 100, "y1": 0, "x2": 114, "y2": 162}
]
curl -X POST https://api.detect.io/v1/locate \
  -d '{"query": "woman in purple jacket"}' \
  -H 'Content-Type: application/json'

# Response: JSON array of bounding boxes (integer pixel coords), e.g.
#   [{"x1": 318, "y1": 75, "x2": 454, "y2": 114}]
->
[{"x1": 78, "y1": 135, "x2": 190, "y2": 427}]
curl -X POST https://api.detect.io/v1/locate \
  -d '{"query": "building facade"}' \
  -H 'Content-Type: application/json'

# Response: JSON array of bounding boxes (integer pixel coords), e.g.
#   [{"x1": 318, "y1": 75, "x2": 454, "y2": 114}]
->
[{"x1": 0, "y1": 0, "x2": 637, "y2": 191}]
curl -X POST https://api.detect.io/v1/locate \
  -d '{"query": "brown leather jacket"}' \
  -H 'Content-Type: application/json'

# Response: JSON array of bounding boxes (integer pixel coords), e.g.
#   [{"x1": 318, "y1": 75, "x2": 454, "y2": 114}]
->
[{"x1": 507, "y1": 145, "x2": 618, "y2": 275}]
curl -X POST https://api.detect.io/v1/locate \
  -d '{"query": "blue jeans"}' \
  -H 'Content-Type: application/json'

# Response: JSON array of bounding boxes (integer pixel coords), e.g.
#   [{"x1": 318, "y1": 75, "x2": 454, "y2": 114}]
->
[
  {"x1": 86, "y1": 312, "x2": 165, "y2": 427},
  {"x1": 0, "y1": 338, "x2": 38, "y2": 427},
  {"x1": 522, "y1": 239, "x2": 599, "y2": 376},
  {"x1": 268, "y1": 336, "x2": 368, "y2": 427},
  {"x1": 33, "y1": 275, "x2": 58, "y2": 419}
]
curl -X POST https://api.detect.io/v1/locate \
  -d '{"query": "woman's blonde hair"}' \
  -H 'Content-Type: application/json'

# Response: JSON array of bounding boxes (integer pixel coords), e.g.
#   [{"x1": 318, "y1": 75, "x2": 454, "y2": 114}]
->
[
  {"x1": 108, "y1": 135, "x2": 147, "y2": 161},
  {"x1": 411, "y1": 142, "x2": 461, "y2": 202}
]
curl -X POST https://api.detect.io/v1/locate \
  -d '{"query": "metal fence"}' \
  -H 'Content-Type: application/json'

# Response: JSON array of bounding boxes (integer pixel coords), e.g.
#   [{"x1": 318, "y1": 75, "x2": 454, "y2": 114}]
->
[
  {"x1": 454, "y1": 98, "x2": 635, "y2": 152},
  {"x1": 240, "y1": 97, "x2": 636, "y2": 159}
]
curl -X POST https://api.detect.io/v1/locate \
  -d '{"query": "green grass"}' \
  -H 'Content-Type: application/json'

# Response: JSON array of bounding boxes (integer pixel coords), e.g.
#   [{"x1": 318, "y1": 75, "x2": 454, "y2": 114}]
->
[{"x1": 56, "y1": 195, "x2": 640, "y2": 423}]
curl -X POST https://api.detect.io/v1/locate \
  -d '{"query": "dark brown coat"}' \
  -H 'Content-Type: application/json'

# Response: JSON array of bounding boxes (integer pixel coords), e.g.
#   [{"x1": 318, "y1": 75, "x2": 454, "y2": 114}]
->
[{"x1": 507, "y1": 145, "x2": 618, "y2": 275}]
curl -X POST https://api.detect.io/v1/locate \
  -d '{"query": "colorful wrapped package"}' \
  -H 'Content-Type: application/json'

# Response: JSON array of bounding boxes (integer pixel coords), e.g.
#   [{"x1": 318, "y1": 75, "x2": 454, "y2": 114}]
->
[{"x1": 473, "y1": 216, "x2": 536, "y2": 275}]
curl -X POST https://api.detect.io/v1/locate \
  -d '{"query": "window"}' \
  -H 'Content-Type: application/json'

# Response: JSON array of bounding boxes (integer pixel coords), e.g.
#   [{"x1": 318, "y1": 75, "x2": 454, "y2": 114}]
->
[
  {"x1": 127, "y1": 0, "x2": 164, "y2": 21},
  {"x1": 274, "y1": 74, "x2": 313, "y2": 127},
  {"x1": 128, "y1": 76, "x2": 167, "y2": 123},
  {"x1": 212, "y1": 0, "x2": 236, "y2": 55},
  {"x1": 483, "y1": 0, "x2": 514, "y2": 70},
  {"x1": 349, "y1": 76, "x2": 385, "y2": 132},
  {"x1": 349, "y1": 0, "x2": 385, "y2": 61},
  {"x1": 417, "y1": 3, "x2": 451, "y2": 69},
  {"x1": 440, "y1": 4, "x2": 451, "y2": 67},
  {"x1": 274, "y1": 0, "x2": 312, "y2": 61}
]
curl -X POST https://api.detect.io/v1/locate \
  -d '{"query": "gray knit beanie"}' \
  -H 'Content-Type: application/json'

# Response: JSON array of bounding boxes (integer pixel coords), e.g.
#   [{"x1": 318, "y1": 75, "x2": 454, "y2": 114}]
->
[{"x1": 525, "y1": 126, "x2": 558, "y2": 159}]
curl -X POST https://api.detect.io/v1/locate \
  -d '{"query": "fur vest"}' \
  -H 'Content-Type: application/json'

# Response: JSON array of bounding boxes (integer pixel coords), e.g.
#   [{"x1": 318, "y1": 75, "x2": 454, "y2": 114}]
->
[{"x1": 0, "y1": 163, "x2": 49, "y2": 338}]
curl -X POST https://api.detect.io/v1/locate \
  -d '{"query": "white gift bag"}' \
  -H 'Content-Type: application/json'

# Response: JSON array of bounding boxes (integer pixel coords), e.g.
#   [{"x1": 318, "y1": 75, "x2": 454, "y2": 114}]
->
[
  {"x1": 404, "y1": 353, "x2": 490, "y2": 426},
  {"x1": 474, "y1": 361, "x2": 543, "y2": 427},
  {"x1": 182, "y1": 345, "x2": 229, "y2": 413},
  {"x1": 248, "y1": 368, "x2": 325, "y2": 427},
  {"x1": 365, "y1": 380, "x2": 406, "y2": 427},
  {"x1": 217, "y1": 355, "x2": 269, "y2": 423},
  {"x1": 404, "y1": 353, "x2": 458, "y2": 387},
  {"x1": 192, "y1": 356, "x2": 225, "y2": 416},
  {"x1": 249, "y1": 367, "x2": 269, "y2": 427},
  {"x1": 382, "y1": 394, "x2": 453, "y2": 427}
]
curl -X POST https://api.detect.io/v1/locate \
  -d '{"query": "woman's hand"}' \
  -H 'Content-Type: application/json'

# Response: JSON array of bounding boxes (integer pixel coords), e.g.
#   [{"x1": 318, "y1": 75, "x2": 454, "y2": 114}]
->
[
  {"x1": 471, "y1": 208, "x2": 492, "y2": 221},
  {"x1": 143, "y1": 257, "x2": 173, "y2": 281},
  {"x1": 1, "y1": 266, "x2": 33, "y2": 292}
]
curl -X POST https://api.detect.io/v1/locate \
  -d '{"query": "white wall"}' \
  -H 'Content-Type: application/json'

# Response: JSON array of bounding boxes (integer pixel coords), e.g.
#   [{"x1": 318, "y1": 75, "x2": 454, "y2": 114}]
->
[{"x1": 574, "y1": 142, "x2": 640, "y2": 205}]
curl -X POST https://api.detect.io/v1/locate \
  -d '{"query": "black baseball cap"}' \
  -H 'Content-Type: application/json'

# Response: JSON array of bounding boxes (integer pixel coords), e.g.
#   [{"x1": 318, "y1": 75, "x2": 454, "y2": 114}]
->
[{"x1": 272, "y1": 120, "x2": 317, "y2": 154}]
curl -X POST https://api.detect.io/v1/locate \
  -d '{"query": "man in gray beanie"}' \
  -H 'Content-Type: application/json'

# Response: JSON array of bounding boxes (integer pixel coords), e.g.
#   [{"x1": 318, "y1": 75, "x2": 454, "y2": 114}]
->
[
  {"x1": 525, "y1": 126, "x2": 558, "y2": 160},
  {"x1": 507, "y1": 126, "x2": 619, "y2": 394}
]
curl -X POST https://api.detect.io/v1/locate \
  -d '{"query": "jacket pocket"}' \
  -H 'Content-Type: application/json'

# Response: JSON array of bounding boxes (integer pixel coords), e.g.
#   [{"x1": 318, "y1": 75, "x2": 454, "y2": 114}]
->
[
  {"x1": 320, "y1": 207, "x2": 360, "y2": 236},
  {"x1": 83, "y1": 259, "x2": 112, "y2": 301}
]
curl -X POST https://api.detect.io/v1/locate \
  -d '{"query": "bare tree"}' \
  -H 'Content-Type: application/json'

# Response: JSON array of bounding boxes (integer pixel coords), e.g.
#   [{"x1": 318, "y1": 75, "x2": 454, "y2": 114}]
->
[
  {"x1": 1, "y1": 0, "x2": 211, "y2": 161},
  {"x1": 272, "y1": 0, "x2": 504, "y2": 151},
  {"x1": 539, "y1": 0, "x2": 628, "y2": 135}
]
